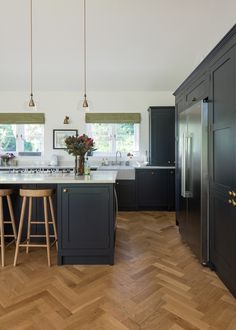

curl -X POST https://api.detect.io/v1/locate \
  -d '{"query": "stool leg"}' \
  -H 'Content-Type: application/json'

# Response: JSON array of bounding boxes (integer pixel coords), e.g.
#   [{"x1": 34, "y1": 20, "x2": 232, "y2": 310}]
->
[
  {"x1": 26, "y1": 197, "x2": 32, "y2": 254},
  {"x1": 14, "y1": 196, "x2": 27, "y2": 267},
  {"x1": 44, "y1": 197, "x2": 51, "y2": 267},
  {"x1": 6, "y1": 195, "x2": 17, "y2": 242},
  {"x1": 0, "y1": 197, "x2": 5, "y2": 267},
  {"x1": 49, "y1": 196, "x2": 58, "y2": 251}
]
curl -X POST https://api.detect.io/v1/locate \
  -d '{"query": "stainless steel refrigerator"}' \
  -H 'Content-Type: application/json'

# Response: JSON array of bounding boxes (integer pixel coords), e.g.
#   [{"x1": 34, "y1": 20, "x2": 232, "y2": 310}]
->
[{"x1": 177, "y1": 100, "x2": 209, "y2": 264}]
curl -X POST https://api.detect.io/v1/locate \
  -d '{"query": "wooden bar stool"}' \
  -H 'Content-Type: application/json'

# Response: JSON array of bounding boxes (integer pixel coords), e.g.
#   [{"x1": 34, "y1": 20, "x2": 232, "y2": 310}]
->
[
  {"x1": 13, "y1": 189, "x2": 58, "y2": 267},
  {"x1": 0, "y1": 189, "x2": 17, "y2": 267}
]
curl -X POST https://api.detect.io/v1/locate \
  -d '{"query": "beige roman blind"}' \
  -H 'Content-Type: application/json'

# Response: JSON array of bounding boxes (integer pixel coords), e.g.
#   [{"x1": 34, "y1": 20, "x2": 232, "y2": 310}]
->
[
  {"x1": 85, "y1": 113, "x2": 141, "y2": 124},
  {"x1": 0, "y1": 113, "x2": 45, "y2": 124}
]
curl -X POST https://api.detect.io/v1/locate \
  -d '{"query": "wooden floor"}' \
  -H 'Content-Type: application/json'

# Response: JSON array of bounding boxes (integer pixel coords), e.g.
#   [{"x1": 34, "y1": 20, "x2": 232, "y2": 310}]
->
[{"x1": 0, "y1": 211, "x2": 236, "y2": 329}]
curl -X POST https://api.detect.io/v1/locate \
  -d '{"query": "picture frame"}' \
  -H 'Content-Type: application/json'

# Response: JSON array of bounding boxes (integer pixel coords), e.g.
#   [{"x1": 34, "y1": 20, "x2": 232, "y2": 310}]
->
[{"x1": 53, "y1": 129, "x2": 78, "y2": 149}]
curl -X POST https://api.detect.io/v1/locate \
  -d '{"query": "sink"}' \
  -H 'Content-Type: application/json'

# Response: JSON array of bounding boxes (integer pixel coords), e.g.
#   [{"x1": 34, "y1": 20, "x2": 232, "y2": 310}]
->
[{"x1": 98, "y1": 165, "x2": 135, "y2": 180}]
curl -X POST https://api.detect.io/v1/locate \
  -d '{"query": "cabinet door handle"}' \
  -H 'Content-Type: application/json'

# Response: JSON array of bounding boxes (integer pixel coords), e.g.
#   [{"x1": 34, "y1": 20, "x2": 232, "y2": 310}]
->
[
  {"x1": 63, "y1": 188, "x2": 68, "y2": 193},
  {"x1": 168, "y1": 161, "x2": 171, "y2": 164},
  {"x1": 116, "y1": 182, "x2": 119, "y2": 185},
  {"x1": 192, "y1": 97, "x2": 196, "y2": 102}
]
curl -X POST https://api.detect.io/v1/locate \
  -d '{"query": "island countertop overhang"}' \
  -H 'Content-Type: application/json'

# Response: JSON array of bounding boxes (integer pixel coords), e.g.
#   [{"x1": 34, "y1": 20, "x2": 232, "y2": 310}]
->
[{"x1": 0, "y1": 171, "x2": 118, "y2": 184}]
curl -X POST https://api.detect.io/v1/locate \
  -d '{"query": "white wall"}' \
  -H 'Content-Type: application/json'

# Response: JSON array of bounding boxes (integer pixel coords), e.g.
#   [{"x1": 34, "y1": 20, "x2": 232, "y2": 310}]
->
[{"x1": 0, "y1": 91, "x2": 174, "y2": 165}]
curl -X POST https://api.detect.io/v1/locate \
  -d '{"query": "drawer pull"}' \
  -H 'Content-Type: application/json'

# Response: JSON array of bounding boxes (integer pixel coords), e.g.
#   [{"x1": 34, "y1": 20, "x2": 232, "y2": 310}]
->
[{"x1": 63, "y1": 188, "x2": 68, "y2": 193}]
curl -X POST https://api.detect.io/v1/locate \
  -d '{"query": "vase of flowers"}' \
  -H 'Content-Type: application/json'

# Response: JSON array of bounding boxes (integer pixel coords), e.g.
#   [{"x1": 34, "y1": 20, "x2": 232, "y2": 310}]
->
[{"x1": 65, "y1": 134, "x2": 96, "y2": 175}]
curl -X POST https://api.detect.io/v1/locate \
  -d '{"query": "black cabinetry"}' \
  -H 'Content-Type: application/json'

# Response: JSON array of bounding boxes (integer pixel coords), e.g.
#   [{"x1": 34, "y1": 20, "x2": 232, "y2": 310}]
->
[
  {"x1": 209, "y1": 46, "x2": 236, "y2": 295},
  {"x1": 174, "y1": 25, "x2": 236, "y2": 296},
  {"x1": 136, "y1": 169, "x2": 175, "y2": 211},
  {"x1": 148, "y1": 106, "x2": 175, "y2": 166},
  {"x1": 57, "y1": 184, "x2": 115, "y2": 265},
  {"x1": 115, "y1": 180, "x2": 136, "y2": 211}
]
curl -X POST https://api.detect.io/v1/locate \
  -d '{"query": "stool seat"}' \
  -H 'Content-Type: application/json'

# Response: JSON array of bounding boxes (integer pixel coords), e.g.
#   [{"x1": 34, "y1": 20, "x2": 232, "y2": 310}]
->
[
  {"x1": 0, "y1": 189, "x2": 14, "y2": 197},
  {"x1": 20, "y1": 189, "x2": 53, "y2": 198},
  {"x1": 14, "y1": 188, "x2": 58, "y2": 267},
  {"x1": 0, "y1": 189, "x2": 17, "y2": 267}
]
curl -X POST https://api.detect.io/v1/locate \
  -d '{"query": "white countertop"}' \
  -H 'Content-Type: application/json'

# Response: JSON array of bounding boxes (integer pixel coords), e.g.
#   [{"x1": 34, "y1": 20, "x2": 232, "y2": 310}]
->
[{"x1": 0, "y1": 171, "x2": 117, "y2": 184}]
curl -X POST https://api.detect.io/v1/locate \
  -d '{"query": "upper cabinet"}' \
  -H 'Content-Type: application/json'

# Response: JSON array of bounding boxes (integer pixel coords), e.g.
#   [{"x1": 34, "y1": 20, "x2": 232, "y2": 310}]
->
[{"x1": 148, "y1": 106, "x2": 175, "y2": 166}]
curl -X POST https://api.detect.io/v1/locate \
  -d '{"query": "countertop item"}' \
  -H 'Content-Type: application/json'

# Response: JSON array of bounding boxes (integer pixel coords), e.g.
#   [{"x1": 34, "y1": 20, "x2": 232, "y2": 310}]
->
[{"x1": 0, "y1": 171, "x2": 117, "y2": 184}]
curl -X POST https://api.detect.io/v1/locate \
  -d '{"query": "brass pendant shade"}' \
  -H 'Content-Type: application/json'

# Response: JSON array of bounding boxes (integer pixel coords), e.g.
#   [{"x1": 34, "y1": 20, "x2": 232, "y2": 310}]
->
[
  {"x1": 29, "y1": 93, "x2": 35, "y2": 107},
  {"x1": 83, "y1": 94, "x2": 89, "y2": 108}
]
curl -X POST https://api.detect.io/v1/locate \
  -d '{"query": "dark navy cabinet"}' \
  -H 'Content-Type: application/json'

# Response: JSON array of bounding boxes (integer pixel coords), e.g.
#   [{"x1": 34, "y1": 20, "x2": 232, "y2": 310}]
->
[
  {"x1": 148, "y1": 107, "x2": 175, "y2": 166},
  {"x1": 136, "y1": 169, "x2": 175, "y2": 210},
  {"x1": 174, "y1": 25, "x2": 236, "y2": 296},
  {"x1": 57, "y1": 184, "x2": 115, "y2": 265},
  {"x1": 115, "y1": 180, "x2": 136, "y2": 211}
]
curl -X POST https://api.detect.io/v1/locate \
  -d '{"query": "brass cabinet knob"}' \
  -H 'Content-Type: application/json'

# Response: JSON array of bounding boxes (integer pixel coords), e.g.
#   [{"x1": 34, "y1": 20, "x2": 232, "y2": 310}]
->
[
  {"x1": 233, "y1": 200, "x2": 236, "y2": 206},
  {"x1": 229, "y1": 191, "x2": 233, "y2": 196},
  {"x1": 228, "y1": 199, "x2": 232, "y2": 204},
  {"x1": 63, "y1": 188, "x2": 68, "y2": 193},
  {"x1": 233, "y1": 192, "x2": 236, "y2": 197}
]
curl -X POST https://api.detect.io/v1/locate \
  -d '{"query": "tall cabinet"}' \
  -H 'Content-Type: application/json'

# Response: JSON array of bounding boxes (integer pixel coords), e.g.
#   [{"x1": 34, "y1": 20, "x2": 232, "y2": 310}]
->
[
  {"x1": 174, "y1": 24, "x2": 236, "y2": 296},
  {"x1": 148, "y1": 107, "x2": 175, "y2": 166}
]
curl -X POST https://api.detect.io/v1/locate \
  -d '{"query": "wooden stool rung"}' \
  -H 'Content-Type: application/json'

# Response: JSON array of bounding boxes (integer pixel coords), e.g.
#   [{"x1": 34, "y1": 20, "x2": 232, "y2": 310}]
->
[
  {"x1": 3, "y1": 235, "x2": 15, "y2": 237},
  {"x1": 30, "y1": 221, "x2": 54, "y2": 225},
  {"x1": 29, "y1": 234, "x2": 56, "y2": 238},
  {"x1": 19, "y1": 244, "x2": 48, "y2": 248}
]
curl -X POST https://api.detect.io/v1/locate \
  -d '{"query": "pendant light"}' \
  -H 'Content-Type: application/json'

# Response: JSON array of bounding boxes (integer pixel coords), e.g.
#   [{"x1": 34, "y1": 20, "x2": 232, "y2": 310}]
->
[
  {"x1": 82, "y1": 0, "x2": 89, "y2": 111},
  {"x1": 28, "y1": 0, "x2": 36, "y2": 110}
]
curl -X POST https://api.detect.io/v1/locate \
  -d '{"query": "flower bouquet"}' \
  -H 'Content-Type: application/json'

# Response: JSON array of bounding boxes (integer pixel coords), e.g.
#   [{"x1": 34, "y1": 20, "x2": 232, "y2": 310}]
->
[{"x1": 65, "y1": 134, "x2": 96, "y2": 175}]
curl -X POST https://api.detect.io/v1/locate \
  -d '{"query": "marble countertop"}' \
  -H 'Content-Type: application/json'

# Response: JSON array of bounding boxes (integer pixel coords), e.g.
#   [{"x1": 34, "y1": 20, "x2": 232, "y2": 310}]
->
[{"x1": 0, "y1": 171, "x2": 117, "y2": 184}]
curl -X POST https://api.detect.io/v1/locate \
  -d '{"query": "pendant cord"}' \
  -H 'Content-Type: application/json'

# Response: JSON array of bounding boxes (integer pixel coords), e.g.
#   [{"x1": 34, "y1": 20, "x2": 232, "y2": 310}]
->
[
  {"x1": 83, "y1": 0, "x2": 87, "y2": 97},
  {"x1": 30, "y1": 0, "x2": 33, "y2": 96}
]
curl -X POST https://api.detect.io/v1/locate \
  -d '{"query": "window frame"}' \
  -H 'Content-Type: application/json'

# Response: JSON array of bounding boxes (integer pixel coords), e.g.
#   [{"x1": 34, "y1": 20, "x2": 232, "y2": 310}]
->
[
  {"x1": 86, "y1": 122, "x2": 140, "y2": 156},
  {"x1": 0, "y1": 123, "x2": 44, "y2": 156}
]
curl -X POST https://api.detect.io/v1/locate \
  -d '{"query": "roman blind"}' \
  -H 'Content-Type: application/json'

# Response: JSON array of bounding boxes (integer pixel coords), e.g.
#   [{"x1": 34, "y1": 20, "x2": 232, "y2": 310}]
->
[
  {"x1": 0, "y1": 113, "x2": 45, "y2": 124},
  {"x1": 85, "y1": 113, "x2": 141, "y2": 124}
]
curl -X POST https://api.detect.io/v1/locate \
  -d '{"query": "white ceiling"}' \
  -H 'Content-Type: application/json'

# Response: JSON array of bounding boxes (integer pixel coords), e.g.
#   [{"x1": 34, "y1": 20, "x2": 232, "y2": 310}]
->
[{"x1": 0, "y1": 0, "x2": 236, "y2": 92}]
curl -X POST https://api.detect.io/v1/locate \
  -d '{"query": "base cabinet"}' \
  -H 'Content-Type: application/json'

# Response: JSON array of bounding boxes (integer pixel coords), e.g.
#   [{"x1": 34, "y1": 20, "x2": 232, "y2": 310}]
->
[
  {"x1": 136, "y1": 169, "x2": 175, "y2": 210},
  {"x1": 57, "y1": 184, "x2": 115, "y2": 265},
  {"x1": 115, "y1": 180, "x2": 136, "y2": 211}
]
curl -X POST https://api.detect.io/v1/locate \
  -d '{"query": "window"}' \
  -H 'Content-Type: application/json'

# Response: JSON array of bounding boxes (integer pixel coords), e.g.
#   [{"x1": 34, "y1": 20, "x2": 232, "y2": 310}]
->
[
  {"x1": 0, "y1": 124, "x2": 44, "y2": 155},
  {"x1": 87, "y1": 123, "x2": 140, "y2": 154}
]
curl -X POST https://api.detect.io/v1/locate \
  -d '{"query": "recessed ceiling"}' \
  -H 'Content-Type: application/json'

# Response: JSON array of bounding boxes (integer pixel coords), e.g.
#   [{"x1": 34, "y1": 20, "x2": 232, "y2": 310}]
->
[{"x1": 0, "y1": 0, "x2": 235, "y2": 92}]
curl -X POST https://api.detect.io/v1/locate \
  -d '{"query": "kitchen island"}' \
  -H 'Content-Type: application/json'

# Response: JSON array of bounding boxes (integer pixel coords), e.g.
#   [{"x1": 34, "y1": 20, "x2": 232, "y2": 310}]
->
[{"x1": 0, "y1": 171, "x2": 117, "y2": 265}]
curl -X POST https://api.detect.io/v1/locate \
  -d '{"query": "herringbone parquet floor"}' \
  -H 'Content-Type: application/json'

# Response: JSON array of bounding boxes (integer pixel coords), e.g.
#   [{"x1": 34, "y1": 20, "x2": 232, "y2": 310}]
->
[{"x1": 0, "y1": 211, "x2": 236, "y2": 329}]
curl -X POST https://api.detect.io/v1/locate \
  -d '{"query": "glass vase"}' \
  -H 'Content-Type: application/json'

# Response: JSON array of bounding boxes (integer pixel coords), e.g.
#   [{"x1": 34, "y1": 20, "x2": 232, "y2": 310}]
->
[
  {"x1": 74, "y1": 155, "x2": 85, "y2": 176},
  {"x1": 78, "y1": 155, "x2": 85, "y2": 175}
]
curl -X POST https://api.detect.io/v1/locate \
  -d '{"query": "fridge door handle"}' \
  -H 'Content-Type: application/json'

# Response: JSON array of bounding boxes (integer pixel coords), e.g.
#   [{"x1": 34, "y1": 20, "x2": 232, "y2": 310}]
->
[
  {"x1": 186, "y1": 133, "x2": 193, "y2": 198},
  {"x1": 181, "y1": 132, "x2": 187, "y2": 197}
]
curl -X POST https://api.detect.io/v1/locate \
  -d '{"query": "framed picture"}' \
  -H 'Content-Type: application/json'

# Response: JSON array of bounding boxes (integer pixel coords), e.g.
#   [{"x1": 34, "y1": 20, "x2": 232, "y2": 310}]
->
[{"x1": 53, "y1": 129, "x2": 78, "y2": 149}]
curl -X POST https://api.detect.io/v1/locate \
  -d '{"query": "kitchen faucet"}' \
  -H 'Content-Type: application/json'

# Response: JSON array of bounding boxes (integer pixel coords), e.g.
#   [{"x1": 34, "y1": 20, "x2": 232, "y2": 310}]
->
[{"x1": 115, "y1": 151, "x2": 122, "y2": 165}]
